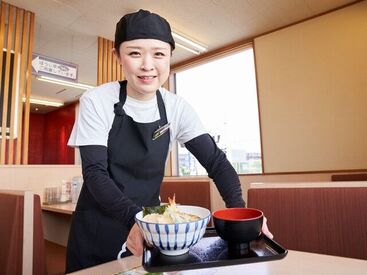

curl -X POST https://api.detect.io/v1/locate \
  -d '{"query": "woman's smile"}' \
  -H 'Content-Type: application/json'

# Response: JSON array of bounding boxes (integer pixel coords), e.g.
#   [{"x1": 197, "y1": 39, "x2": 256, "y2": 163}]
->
[
  {"x1": 137, "y1": 75, "x2": 157, "y2": 83},
  {"x1": 114, "y1": 39, "x2": 171, "y2": 101}
]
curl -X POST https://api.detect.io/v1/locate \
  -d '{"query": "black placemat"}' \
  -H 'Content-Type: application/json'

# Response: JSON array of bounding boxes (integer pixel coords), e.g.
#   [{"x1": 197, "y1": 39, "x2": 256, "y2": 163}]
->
[{"x1": 142, "y1": 228, "x2": 288, "y2": 272}]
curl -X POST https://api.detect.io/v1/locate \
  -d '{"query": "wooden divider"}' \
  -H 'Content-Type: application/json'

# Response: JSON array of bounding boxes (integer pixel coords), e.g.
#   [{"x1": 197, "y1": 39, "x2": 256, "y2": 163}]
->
[
  {"x1": 97, "y1": 37, "x2": 124, "y2": 85},
  {"x1": 0, "y1": 2, "x2": 9, "y2": 164},
  {"x1": 8, "y1": 8, "x2": 21, "y2": 164},
  {"x1": 97, "y1": 37, "x2": 103, "y2": 85},
  {"x1": 22, "y1": 12, "x2": 35, "y2": 165},
  {"x1": 16, "y1": 9, "x2": 30, "y2": 164},
  {"x1": 248, "y1": 186, "x2": 367, "y2": 260},
  {"x1": 160, "y1": 179, "x2": 211, "y2": 211},
  {"x1": 102, "y1": 38, "x2": 107, "y2": 83},
  {"x1": 0, "y1": 4, "x2": 5, "y2": 91},
  {"x1": 0, "y1": 2, "x2": 35, "y2": 165},
  {"x1": 0, "y1": 190, "x2": 47, "y2": 274}
]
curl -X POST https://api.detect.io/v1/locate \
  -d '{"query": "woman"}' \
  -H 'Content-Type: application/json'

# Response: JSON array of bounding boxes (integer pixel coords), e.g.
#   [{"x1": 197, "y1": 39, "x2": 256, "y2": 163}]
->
[{"x1": 66, "y1": 9, "x2": 272, "y2": 272}]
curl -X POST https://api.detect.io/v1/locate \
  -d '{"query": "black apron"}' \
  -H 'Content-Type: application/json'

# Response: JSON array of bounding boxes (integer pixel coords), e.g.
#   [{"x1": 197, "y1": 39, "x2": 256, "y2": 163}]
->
[{"x1": 66, "y1": 81, "x2": 170, "y2": 272}]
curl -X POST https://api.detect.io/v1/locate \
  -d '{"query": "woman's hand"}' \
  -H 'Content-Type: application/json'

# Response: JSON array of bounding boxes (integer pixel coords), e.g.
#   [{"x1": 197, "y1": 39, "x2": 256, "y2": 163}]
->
[
  {"x1": 262, "y1": 216, "x2": 274, "y2": 239},
  {"x1": 126, "y1": 223, "x2": 144, "y2": 256}
]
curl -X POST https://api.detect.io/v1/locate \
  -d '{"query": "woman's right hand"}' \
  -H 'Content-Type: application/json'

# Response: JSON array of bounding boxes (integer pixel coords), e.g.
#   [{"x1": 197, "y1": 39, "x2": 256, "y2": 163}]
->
[
  {"x1": 262, "y1": 216, "x2": 274, "y2": 239},
  {"x1": 126, "y1": 223, "x2": 144, "y2": 256}
]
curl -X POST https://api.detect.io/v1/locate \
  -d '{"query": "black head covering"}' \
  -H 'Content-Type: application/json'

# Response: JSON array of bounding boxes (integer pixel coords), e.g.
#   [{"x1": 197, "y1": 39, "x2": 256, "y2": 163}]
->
[{"x1": 114, "y1": 9, "x2": 175, "y2": 51}]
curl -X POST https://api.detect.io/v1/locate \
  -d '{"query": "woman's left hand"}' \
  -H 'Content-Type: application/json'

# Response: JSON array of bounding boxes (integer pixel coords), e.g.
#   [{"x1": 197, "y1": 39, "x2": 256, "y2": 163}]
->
[{"x1": 262, "y1": 216, "x2": 274, "y2": 239}]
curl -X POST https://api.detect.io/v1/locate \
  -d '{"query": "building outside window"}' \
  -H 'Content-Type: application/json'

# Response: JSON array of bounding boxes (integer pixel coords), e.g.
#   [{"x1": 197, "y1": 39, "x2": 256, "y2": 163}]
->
[{"x1": 175, "y1": 47, "x2": 262, "y2": 176}]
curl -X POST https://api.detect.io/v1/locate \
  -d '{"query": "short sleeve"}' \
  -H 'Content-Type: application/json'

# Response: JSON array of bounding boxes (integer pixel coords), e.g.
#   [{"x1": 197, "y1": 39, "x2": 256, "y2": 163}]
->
[
  {"x1": 175, "y1": 98, "x2": 206, "y2": 145},
  {"x1": 68, "y1": 93, "x2": 109, "y2": 147}
]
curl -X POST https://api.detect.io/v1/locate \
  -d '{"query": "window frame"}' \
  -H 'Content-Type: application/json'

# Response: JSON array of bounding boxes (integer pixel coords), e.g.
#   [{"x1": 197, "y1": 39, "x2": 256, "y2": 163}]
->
[{"x1": 166, "y1": 43, "x2": 264, "y2": 176}]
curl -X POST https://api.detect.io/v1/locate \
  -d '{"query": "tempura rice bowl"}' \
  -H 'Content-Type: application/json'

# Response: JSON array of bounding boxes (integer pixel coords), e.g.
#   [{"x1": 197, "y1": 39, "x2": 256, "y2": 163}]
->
[{"x1": 135, "y1": 205, "x2": 211, "y2": 256}]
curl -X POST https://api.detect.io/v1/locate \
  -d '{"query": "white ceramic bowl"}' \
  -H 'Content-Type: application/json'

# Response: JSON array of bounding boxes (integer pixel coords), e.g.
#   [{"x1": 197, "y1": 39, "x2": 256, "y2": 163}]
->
[{"x1": 135, "y1": 205, "x2": 211, "y2": 256}]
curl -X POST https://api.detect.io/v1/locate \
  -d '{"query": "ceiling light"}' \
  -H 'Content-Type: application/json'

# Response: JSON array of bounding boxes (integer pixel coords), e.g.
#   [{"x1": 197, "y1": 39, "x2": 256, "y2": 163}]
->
[
  {"x1": 175, "y1": 42, "x2": 201, "y2": 55},
  {"x1": 172, "y1": 31, "x2": 207, "y2": 54},
  {"x1": 36, "y1": 75, "x2": 95, "y2": 90},
  {"x1": 23, "y1": 97, "x2": 64, "y2": 107}
]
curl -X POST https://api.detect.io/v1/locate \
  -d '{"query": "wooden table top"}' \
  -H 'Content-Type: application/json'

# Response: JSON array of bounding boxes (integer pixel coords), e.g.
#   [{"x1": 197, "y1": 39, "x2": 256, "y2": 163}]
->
[
  {"x1": 42, "y1": 202, "x2": 75, "y2": 215},
  {"x1": 68, "y1": 250, "x2": 367, "y2": 275}
]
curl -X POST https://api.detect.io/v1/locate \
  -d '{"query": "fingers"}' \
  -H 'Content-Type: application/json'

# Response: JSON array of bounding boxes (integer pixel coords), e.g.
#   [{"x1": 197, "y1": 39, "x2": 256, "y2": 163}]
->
[
  {"x1": 262, "y1": 216, "x2": 274, "y2": 239},
  {"x1": 126, "y1": 238, "x2": 143, "y2": 256},
  {"x1": 262, "y1": 227, "x2": 274, "y2": 239},
  {"x1": 126, "y1": 224, "x2": 144, "y2": 256}
]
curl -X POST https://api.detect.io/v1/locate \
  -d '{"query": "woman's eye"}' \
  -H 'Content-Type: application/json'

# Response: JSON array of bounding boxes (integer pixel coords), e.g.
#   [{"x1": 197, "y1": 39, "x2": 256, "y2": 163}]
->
[
  {"x1": 128, "y1": 51, "x2": 141, "y2": 56},
  {"x1": 155, "y1": 52, "x2": 166, "y2": 57}
]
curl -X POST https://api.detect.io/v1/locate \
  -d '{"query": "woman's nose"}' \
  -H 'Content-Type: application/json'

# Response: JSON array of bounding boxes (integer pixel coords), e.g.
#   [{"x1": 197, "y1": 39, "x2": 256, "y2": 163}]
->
[{"x1": 140, "y1": 56, "x2": 154, "y2": 71}]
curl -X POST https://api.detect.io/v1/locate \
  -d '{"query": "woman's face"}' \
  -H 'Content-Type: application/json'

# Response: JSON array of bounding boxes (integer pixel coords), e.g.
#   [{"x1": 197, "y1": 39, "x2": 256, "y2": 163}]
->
[{"x1": 115, "y1": 39, "x2": 171, "y2": 100}]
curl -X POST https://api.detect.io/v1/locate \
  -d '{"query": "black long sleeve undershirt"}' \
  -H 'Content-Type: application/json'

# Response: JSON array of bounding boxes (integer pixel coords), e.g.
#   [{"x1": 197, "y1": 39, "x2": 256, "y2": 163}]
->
[
  {"x1": 79, "y1": 145, "x2": 142, "y2": 229},
  {"x1": 184, "y1": 134, "x2": 246, "y2": 208},
  {"x1": 79, "y1": 133, "x2": 244, "y2": 230}
]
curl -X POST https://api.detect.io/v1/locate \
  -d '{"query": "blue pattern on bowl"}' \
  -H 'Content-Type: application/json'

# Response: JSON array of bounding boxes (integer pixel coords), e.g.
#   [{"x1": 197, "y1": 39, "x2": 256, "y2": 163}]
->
[
  {"x1": 135, "y1": 205, "x2": 211, "y2": 256},
  {"x1": 174, "y1": 223, "x2": 179, "y2": 250}
]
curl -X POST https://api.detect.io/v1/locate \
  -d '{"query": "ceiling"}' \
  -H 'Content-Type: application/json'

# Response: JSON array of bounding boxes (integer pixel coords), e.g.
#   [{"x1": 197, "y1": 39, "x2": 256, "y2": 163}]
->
[{"x1": 5, "y1": 0, "x2": 358, "y2": 113}]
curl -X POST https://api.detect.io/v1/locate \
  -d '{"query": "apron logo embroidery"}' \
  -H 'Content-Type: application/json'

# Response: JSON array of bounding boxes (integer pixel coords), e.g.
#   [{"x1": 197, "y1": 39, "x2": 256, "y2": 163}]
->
[{"x1": 152, "y1": 123, "x2": 170, "y2": 140}]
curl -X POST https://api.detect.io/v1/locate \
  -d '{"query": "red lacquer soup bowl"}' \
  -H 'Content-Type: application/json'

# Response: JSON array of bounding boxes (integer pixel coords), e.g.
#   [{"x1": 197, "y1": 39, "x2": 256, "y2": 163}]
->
[{"x1": 213, "y1": 208, "x2": 263, "y2": 245}]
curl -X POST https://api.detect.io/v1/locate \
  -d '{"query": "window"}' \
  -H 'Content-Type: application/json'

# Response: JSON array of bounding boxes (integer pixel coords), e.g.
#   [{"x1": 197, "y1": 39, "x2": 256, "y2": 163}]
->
[{"x1": 175, "y1": 47, "x2": 262, "y2": 175}]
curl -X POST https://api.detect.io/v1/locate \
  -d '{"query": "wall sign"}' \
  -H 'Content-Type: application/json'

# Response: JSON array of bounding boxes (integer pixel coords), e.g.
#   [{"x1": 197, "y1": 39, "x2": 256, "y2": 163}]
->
[{"x1": 32, "y1": 53, "x2": 78, "y2": 82}]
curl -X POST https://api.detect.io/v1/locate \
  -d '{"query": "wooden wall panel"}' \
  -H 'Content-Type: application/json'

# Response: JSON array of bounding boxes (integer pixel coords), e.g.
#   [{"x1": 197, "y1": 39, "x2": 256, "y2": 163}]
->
[
  {"x1": 0, "y1": 4, "x2": 5, "y2": 90},
  {"x1": 106, "y1": 40, "x2": 112, "y2": 82},
  {"x1": 16, "y1": 9, "x2": 30, "y2": 164},
  {"x1": 97, "y1": 37, "x2": 103, "y2": 85},
  {"x1": 248, "y1": 187, "x2": 367, "y2": 260},
  {"x1": 8, "y1": 8, "x2": 21, "y2": 164},
  {"x1": 0, "y1": 2, "x2": 35, "y2": 165},
  {"x1": 1, "y1": 4, "x2": 15, "y2": 164},
  {"x1": 22, "y1": 12, "x2": 34, "y2": 165},
  {"x1": 0, "y1": 2, "x2": 7, "y2": 163},
  {"x1": 102, "y1": 38, "x2": 107, "y2": 83},
  {"x1": 97, "y1": 37, "x2": 124, "y2": 85},
  {"x1": 160, "y1": 179, "x2": 211, "y2": 211}
]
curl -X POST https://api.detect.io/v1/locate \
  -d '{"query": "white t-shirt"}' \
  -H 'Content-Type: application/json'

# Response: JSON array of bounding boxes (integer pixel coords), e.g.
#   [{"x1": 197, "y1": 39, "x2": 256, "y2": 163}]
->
[{"x1": 68, "y1": 81, "x2": 206, "y2": 148}]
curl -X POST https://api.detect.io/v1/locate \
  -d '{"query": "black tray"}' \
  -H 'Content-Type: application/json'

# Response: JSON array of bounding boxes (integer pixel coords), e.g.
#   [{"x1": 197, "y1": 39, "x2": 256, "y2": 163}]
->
[{"x1": 142, "y1": 227, "x2": 288, "y2": 272}]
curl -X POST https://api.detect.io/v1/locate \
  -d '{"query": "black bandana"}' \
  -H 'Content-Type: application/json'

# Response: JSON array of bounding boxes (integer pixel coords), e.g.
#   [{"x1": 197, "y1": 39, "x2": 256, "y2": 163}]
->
[{"x1": 114, "y1": 9, "x2": 175, "y2": 51}]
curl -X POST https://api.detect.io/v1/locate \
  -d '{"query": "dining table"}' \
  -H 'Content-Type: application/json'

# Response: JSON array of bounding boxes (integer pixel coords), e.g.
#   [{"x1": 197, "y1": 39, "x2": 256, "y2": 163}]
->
[{"x1": 68, "y1": 249, "x2": 367, "y2": 275}]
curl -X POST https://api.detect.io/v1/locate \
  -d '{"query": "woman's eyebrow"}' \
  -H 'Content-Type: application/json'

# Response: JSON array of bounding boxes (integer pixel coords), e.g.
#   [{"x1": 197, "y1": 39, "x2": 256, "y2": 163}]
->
[
  {"x1": 125, "y1": 46, "x2": 142, "y2": 49},
  {"x1": 125, "y1": 46, "x2": 169, "y2": 51},
  {"x1": 152, "y1": 47, "x2": 170, "y2": 50}
]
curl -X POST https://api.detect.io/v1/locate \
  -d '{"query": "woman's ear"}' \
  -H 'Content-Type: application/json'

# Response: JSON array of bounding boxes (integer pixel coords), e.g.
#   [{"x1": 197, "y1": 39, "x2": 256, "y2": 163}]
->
[{"x1": 112, "y1": 48, "x2": 122, "y2": 65}]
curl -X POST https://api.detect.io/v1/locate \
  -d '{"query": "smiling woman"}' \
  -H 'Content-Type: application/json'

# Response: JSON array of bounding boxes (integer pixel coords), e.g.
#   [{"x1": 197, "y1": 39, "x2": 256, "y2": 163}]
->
[
  {"x1": 64, "y1": 9, "x2": 251, "y2": 273},
  {"x1": 113, "y1": 39, "x2": 172, "y2": 101}
]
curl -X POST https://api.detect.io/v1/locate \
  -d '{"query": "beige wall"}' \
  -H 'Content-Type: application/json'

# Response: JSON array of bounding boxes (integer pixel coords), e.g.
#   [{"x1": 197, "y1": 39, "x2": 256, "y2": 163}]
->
[
  {"x1": 254, "y1": 1, "x2": 367, "y2": 173},
  {"x1": 0, "y1": 165, "x2": 82, "y2": 202}
]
